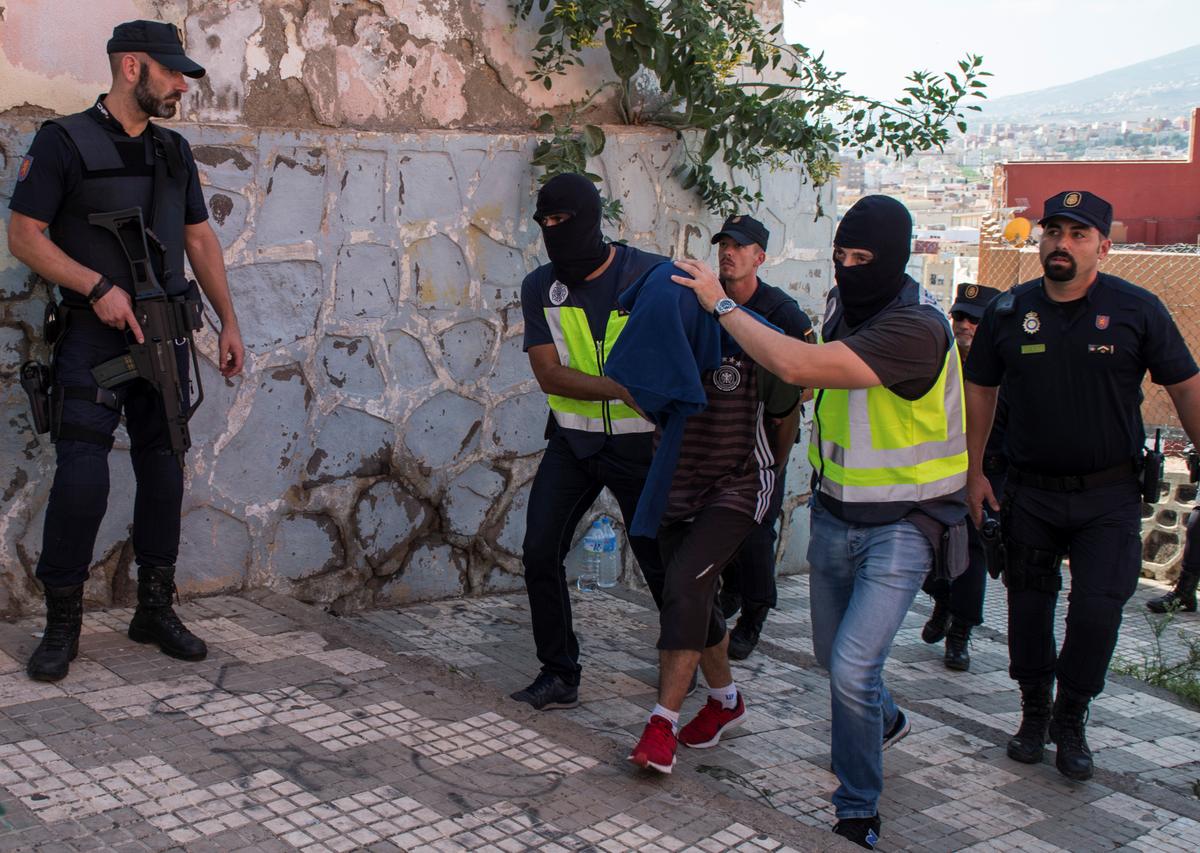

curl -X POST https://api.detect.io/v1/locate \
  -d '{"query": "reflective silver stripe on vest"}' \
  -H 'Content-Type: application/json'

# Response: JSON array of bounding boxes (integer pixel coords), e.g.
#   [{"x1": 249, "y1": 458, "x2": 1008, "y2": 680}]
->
[
  {"x1": 816, "y1": 351, "x2": 966, "y2": 469},
  {"x1": 545, "y1": 306, "x2": 571, "y2": 367},
  {"x1": 552, "y1": 410, "x2": 654, "y2": 434},
  {"x1": 817, "y1": 469, "x2": 968, "y2": 503}
]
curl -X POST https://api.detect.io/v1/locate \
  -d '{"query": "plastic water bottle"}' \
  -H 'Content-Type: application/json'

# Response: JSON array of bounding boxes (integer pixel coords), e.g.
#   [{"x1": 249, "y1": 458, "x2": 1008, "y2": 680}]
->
[
  {"x1": 576, "y1": 521, "x2": 605, "y2": 591},
  {"x1": 597, "y1": 517, "x2": 620, "y2": 588}
]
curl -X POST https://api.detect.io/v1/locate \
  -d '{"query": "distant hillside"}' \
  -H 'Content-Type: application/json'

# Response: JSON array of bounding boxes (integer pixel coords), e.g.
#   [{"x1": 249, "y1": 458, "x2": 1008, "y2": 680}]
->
[{"x1": 974, "y1": 44, "x2": 1200, "y2": 124}]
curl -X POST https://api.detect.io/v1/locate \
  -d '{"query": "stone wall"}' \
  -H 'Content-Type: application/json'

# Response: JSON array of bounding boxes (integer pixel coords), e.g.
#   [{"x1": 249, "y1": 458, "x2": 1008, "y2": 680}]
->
[{"x1": 0, "y1": 0, "x2": 833, "y2": 616}]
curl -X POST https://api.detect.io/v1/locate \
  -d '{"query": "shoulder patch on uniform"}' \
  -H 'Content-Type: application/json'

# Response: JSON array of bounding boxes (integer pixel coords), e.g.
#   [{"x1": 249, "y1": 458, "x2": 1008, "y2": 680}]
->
[{"x1": 17, "y1": 155, "x2": 33, "y2": 182}]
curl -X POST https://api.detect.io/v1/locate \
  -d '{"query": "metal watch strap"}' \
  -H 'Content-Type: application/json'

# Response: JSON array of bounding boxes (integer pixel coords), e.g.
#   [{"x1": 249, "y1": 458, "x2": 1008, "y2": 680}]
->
[{"x1": 712, "y1": 297, "x2": 737, "y2": 318}]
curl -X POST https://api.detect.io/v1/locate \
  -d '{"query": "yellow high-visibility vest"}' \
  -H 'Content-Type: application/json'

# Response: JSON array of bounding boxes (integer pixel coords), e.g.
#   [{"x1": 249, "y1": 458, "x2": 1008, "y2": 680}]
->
[
  {"x1": 544, "y1": 304, "x2": 653, "y2": 435},
  {"x1": 808, "y1": 345, "x2": 967, "y2": 506}
]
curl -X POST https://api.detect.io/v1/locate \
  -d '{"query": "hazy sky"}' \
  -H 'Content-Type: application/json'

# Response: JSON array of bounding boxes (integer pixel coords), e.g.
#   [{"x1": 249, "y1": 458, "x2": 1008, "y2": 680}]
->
[{"x1": 784, "y1": 0, "x2": 1200, "y2": 102}]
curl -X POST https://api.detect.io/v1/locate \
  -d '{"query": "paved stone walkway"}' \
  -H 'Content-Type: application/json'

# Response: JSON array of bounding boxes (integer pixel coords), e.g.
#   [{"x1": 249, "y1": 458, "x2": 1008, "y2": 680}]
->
[{"x1": 0, "y1": 574, "x2": 1195, "y2": 852}]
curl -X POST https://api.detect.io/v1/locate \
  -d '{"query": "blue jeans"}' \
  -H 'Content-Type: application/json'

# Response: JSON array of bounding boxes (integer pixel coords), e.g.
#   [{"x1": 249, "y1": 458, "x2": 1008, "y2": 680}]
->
[{"x1": 808, "y1": 499, "x2": 932, "y2": 819}]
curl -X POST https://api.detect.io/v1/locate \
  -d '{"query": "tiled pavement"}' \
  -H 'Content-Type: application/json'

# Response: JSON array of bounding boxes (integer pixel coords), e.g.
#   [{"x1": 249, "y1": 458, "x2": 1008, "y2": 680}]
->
[{"x1": 0, "y1": 576, "x2": 1194, "y2": 852}]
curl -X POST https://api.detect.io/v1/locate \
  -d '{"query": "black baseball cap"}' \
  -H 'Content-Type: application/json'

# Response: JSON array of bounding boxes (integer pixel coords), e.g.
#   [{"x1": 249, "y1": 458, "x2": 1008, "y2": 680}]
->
[
  {"x1": 712, "y1": 214, "x2": 769, "y2": 251},
  {"x1": 1038, "y1": 190, "x2": 1112, "y2": 236},
  {"x1": 950, "y1": 283, "x2": 1002, "y2": 320},
  {"x1": 107, "y1": 20, "x2": 206, "y2": 79}
]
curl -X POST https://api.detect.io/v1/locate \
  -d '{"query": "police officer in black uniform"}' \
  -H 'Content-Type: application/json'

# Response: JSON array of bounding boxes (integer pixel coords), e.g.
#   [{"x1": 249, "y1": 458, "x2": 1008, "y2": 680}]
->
[
  {"x1": 921, "y1": 283, "x2": 1007, "y2": 671},
  {"x1": 965, "y1": 191, "x2": 1200, "y2": 781},
  {"x1": 8, "y1": 21, "x2": 245, "y2": 682},
  {"x1": 707, "y1": 215, "x2": 814, "y2": 660}
]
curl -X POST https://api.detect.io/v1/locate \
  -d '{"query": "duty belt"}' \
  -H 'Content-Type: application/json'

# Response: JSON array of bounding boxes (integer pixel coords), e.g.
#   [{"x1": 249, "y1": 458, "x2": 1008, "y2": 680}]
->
[{"x1": 1009, "y1": 459, "x2": 1137, "y2": 492}]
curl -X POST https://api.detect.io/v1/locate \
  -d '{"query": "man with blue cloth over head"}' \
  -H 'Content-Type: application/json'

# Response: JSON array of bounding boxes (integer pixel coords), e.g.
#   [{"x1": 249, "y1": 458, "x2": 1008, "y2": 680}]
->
[{"x1": 674, "y1": 196, "x2": 968, "y2": 851}]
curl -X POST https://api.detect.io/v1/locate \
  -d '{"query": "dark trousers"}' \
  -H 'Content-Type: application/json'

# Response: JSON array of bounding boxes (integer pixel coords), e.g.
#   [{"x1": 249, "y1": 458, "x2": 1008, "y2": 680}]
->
[
  {"x1": 720, "y1": 469, "x2": 787, "y2": 609},
  {"x1": 1181, "y1": 507, "x2": 1200, "y2": 581},
  {"x1": 658, "y1": 506, "x2": 757, "y2": 651},
  {"x1": 1005, "y1": 478, "x2": 1142, "y2": 698},
  {"x1": 37, "y1": 321, "x2": 189, "y2": 588},
  {"x1": 925, "y1": 471, "x2": 1006, "y2": 626},
  {"x1": 521, "y1": 432, "x2": 666, "y2": 684}
]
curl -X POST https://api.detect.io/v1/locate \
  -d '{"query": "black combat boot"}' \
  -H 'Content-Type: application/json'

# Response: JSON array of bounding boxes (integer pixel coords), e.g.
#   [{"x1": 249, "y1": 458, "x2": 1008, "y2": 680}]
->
[
  {"x1": 728, "y1": 603, "x2": 770, "y2": 661},
  {"x1": 943, "y1": 618, "x2": 972, "y2": 672},
  {"x1": 27, "y1": 584, "x2": 84, "y2": 682},
  {"x1": 1146, "y1": 571, "x2": 1198, "y2": 613},
  {"x1": 127, "y1": 566, "x2": 207, "y2": 661},
  {"x1": 1007, "y1": 679, "x2": 1053, "y2": 764},
  {"x1": 921, "y1": 599, "x2": 950, "y2": 644},
  {"x1": 1049, "y1": 688, "x2": 1094, "y2": 781}
]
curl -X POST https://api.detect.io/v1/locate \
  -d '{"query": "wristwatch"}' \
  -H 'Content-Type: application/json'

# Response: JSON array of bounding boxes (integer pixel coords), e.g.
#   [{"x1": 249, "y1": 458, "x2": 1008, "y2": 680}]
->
[
  {"x1": 87, "y1": 275, "x2": 113, "y2": 304},
  {"x1": 712, "y1": 297, "x2": 737, "y2": 319}
]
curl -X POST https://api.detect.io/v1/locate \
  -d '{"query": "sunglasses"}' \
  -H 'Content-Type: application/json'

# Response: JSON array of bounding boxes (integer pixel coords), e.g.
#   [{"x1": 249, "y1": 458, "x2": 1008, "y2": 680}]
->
[{"x1": 950, "y1": 312, "x2": 980, "y2": 324}]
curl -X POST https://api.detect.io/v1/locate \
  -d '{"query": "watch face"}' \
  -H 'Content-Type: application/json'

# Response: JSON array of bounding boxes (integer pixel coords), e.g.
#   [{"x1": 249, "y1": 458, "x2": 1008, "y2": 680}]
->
[{"x1": 715, "y1": 297, "x2": 736, "y2": 315}]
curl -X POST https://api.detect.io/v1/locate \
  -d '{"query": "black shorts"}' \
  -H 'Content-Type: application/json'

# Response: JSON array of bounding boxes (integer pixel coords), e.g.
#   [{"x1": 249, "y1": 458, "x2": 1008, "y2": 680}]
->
[{"x1": 657, "y1": 506, "x2": 757, "y2": 651}]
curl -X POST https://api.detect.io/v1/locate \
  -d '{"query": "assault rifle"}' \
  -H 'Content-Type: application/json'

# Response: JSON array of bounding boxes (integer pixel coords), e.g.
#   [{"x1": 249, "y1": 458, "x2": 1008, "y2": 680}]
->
[{"x1": 87, "y1": 208, "x2": 204, "y2": 466}]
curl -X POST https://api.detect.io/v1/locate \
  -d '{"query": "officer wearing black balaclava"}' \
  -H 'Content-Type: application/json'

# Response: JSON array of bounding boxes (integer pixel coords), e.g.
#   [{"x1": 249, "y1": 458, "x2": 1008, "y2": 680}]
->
[
  {"x1": 671, "y1": 194, "x2": 967, "y2": 850},
  {"x1": 830, "y1": 194, "x2": 913, "y2": 328},
  {"x1": 512, "y1": 173, "x2": 671, "y2": 712},
  {"x1": 534, "y1": 173, "x2": 609, "y2": 285}
]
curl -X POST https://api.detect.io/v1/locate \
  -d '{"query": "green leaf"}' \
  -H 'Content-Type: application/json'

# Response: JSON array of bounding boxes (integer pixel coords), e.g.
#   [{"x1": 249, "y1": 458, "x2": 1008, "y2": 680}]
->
[
  {"x1": 582, "y1": 124, "x2": 606, "y2": 156},
  {"x1": 699, "y1": 129, "x2": 720, "y2": 161}
]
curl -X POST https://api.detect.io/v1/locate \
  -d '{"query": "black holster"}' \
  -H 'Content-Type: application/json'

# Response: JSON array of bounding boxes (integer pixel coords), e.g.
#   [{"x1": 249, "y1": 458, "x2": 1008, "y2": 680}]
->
[
  {"x1": 979, "y1": 512, "x2": 1005, "y2": 580},
  {"x1": 20, "y1": 361, "x2": 52, "y2": 434},
  {"x1": 1001, "y1": 537, "x2": 1064, "y2": 593}
]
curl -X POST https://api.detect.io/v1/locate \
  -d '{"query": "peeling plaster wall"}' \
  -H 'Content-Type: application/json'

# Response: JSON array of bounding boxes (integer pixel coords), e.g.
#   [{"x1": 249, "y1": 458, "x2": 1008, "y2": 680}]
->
[
  {"x1": 0, "y1": 0, "x2": 833, "y2": 616},
  {"x1": 0, "y1": 0, "x2": 619, "y2": 129}
]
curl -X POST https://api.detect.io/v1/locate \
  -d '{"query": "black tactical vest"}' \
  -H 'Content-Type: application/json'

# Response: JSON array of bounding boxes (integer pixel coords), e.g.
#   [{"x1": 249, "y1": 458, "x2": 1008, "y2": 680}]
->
[{"x1": 45, "y1": 110, "x2": 189, "y2": 306}]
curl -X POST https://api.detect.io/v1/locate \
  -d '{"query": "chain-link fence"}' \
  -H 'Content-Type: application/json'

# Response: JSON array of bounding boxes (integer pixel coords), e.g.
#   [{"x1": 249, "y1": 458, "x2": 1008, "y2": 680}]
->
[{"x1": 978, "y1": 226, "x2": 1200, "y2": 435}]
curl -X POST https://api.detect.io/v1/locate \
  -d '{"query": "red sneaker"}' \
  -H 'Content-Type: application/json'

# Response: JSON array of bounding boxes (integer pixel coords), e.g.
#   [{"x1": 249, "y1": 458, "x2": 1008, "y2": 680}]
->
[
  {"x1": 628, "y1": 715, "x2": 677, "y2": 774},
  {"x1": 679, "y1": 694, "x2": 746, "y2": 748}
]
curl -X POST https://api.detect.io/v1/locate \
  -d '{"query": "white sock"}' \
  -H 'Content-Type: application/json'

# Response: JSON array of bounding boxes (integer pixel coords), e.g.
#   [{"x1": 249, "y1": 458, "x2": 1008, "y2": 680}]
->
[
  {"x1": 651, "y1": 704, "x2": 680, "y2": 731},
  {"x1": 710, "y1": 683, "x2": 738, "y2": 709}
]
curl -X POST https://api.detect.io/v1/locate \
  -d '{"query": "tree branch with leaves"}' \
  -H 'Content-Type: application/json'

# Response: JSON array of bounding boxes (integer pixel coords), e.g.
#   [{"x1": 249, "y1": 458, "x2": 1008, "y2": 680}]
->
[{"x1": 515, "y1": 0, "x2": 990, "y2": 216}]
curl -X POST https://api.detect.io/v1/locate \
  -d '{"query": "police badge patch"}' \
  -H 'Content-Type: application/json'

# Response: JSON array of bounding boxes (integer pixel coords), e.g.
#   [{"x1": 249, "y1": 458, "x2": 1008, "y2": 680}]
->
[
  {"x1": 1095, "y1": 314, "x2": 1110, "y2": 330},
  {"x1": 549, "y1": 282, "x2": 569, "y2": 306},
  {"x1": 17, "y1": 155, "x2": 33, "y2": 182},
  {"x1": 1022, "y1": 311, "x2": 1041, "y2": 335},
  {"x1": 714, "y1": 364, "x2": 741, "y2": 391}
]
